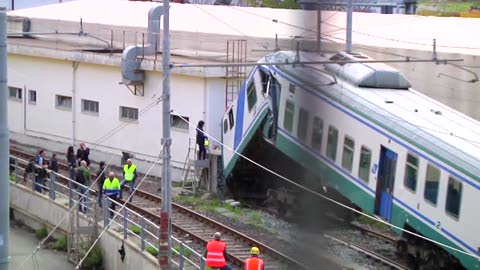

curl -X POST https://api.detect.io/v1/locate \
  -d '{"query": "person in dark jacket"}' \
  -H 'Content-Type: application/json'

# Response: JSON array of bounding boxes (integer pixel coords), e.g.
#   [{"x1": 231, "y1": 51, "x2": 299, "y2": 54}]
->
[
  {"x1": 49, "y1": 153, "x2": 59, "y2": 173},
  {"x1": 76, "y1": 142, "x2": 91, "y2": 166},
  {"x1": 35, "y1": 164, "x2": 49, "y2": 194},
  {"x1": 76, "y1": 160, "x2": 91, "y2": 213},
  {"x1": 96, "y1": 161, "x2": 107, "y2": 208},
  {"x1": 67, "y1": 146, "x2": 76, "y2": 181},
  {"x1": 196, "y1": 120, "x2": 208, "y2": 160}
]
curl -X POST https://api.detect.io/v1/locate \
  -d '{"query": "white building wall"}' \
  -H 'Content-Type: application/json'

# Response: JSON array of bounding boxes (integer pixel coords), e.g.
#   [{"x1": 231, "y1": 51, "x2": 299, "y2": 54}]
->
[{"x1": 7, "y1": 54, "x2": 226, "y2": 179}]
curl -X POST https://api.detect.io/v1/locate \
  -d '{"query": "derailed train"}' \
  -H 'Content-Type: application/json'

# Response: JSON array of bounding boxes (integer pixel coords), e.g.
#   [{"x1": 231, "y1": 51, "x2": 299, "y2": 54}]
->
[{"x1": 221, "y1": 51, "x2": 479, "y2": 269}]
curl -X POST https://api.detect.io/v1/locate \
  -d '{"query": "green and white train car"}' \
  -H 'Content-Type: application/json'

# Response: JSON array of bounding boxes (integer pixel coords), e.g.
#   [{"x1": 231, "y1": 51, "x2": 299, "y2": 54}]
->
[
  {"x1": 222, "y1": 52, "x2": 480, "y2": 269},
  {"x1": 221, "y1": 51, "x2": 480, "y2": 269}
]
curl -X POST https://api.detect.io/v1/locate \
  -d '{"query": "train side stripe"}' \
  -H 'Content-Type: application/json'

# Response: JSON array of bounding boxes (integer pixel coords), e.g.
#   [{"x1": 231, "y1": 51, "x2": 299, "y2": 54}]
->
[
  {"x1": 441, "y1": 228, "x2": 479, "y2": 255},
  {"x1": 278, "y1": 127, "x2": 478, "y2": 257},
  {"x1": 271, "y1": 66, "x2": 480, "y2": 191}
]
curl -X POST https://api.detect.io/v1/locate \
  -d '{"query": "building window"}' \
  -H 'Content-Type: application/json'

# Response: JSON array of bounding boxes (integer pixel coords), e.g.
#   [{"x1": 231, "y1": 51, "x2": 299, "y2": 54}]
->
[
  {"x1": 311, "y1": 117, "x2": 323, "y2": 152},
  {"x1": 358, "y1": 146, "x2": 371, "y2": 182},
  {"x1": 284, "y1": 100, "x2": 294, "y2": 132},
  {"x1": 424, "y1": 164, "x2": 440, "y2": 205},
  {"x1": 56, "y1": 95, "x2": 72, "y2": 109},
  {"x1": 297, "y1": 108, "x2": 309, "y2": 142},
  {"x1": 120, "y1": 106, "x2": 138, "y2": 120},
  {"x1": 445, "y1": 177, "x2": 462, "y2": 219},
  {"x1": 341, "y1": 136, "x2": 354, "y2": 172},
  {"x1": 171, "y1": 114, "x2": 189, "y2": 130},
  {"x1": 28, "y1": 90, "x2": 37, "y2": 104},
  {"x1": 8, "y1": 87, "x2": 22, "y2": 101},
  {"x1": 82, "y1": 99, "x2": 99, "y2": 114},
  {"x1": 404, "y1": 153, "x2": 418, "y2": 192},
  {"x1": 326, "y1": 125, "x2": 338, "y2": 161},
  {"x1": 247, "y1": 81, "x2": 257, "y2": 112}
]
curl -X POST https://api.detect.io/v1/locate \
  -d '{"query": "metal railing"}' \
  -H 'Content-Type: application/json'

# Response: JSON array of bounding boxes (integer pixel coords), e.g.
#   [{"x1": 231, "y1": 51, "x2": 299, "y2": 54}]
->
[{"x1": 8, "y1": 155, "x2": 207, "y2": 270}]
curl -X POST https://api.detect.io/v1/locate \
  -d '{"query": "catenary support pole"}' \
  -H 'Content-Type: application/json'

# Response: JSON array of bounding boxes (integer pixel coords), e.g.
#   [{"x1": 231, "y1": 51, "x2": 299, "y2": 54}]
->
[
  {"x1": 0, "y1": 7, "x2": 10, "y2": 270},
  {"x1": 346, "y1": 0, "x2": 353, "y2": 53},
  {"x1": 317, "y1": 9, "x2": 321, "y2": 52},
  {"x1": 159, "y1": 0, "x2": 172, "y2": 268}
]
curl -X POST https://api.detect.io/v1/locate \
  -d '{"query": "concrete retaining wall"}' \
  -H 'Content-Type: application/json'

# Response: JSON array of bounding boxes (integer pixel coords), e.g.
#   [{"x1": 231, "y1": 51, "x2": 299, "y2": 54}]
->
[{"x1": 9, "y1": 182, "x2": 159, "y2": 270}]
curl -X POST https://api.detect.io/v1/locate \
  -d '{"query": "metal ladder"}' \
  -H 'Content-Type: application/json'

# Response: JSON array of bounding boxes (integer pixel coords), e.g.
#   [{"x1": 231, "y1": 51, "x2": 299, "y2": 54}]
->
[
  {"x1": 181, "y1": 138, "x2": 210, "y2": 195},
  {"x1": 67, "y1": 190, "x2": 98, "y2": 265}
]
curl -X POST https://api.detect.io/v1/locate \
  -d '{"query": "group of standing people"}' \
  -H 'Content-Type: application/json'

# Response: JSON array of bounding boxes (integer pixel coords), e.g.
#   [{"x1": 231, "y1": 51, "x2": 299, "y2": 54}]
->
[
  {"x1": 26, "y1": 149, "x2": 59, "y2": 194},
  {"x1": 65, "y1": 142, "x2": 137, "y2": 216}
]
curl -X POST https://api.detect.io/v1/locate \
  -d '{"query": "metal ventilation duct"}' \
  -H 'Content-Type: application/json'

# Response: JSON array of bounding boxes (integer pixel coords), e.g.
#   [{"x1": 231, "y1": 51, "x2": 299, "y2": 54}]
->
[{"x1": 121, "y1": 5, "x2": 164, "y2": 85}]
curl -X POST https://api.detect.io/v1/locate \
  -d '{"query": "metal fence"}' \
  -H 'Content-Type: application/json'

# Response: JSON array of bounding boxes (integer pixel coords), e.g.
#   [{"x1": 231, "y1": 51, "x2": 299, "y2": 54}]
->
[{"x1": 9, "y1": 155, "x2": 207, "y2": 270}]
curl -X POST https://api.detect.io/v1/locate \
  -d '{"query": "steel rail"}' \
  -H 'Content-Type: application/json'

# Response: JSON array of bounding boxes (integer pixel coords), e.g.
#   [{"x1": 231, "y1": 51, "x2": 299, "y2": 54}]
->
[{"x1": 324, "y1": 233, "x2": 409, "y2": 270}]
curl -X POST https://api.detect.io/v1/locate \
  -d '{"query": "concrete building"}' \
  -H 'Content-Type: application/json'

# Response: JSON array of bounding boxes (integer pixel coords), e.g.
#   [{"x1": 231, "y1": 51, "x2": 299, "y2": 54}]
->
[{"x1": 6, "y1": 0, "x2": 480, "y2": 179}]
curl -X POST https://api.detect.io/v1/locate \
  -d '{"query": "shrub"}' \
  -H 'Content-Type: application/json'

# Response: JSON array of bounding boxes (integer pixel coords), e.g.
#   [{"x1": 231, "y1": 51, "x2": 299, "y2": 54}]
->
[
  {"x1": 146, "y1": 245, "x2": 158, "y2": 257},
  {"x1": 80, "y1": 243, "x2": 103, "y2": 269},
  {"x1": 53, "y1": 235, "x2": 68, "y2": 251},
  {"x1": 173, "y1": 245, "x2": 192, "y2": 258},
  {"x1": 130, "y1": 225, "x2": 141, "y2": 235},
  {"x1": 35, "y1": 226, "x2": 48, "y2": 239}
]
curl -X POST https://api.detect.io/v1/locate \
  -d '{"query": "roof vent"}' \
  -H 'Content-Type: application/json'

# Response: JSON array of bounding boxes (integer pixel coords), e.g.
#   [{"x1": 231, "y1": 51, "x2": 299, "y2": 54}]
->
[{"x1": 325, "y1": 52, "x2": 412, "y2": 89}]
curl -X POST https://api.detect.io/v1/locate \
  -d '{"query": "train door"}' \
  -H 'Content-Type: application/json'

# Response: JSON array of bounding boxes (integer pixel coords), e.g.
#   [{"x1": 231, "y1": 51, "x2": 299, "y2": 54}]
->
[{"x1": 374, "y1": 146, "x2": 398, "y2": 221}]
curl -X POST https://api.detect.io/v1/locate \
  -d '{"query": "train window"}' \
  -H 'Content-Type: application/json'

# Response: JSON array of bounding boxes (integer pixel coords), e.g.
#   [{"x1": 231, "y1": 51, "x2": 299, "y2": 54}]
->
[
  {"x1": 424, "y1": 164, "x2": 440, "y2": 205},
  {"x1": 247, "y1": 81, "x2": 257, "y2": 112},
  {"x1": 326, "y1": 126, "x2": 338, "y2": 161},
  {"x1": 358, "y1": 146, "x2": 371, "y2": 182},
  {"x1": 289, "y1": 84, "x2": 295, "y2": 95},
  {"x1": 311, "y1": 117, "x2": 323, "y2": 151},
  {"x1": 341, "y1": 136, "x2": 355, "y2": 172},
  {"x1": 284, "y1": 101, "x2": 295, "y2": 132},
  {"x1": 404, "y1": 153, "x2": 419, "y2": 192},
  {"x1": 223, "y1": 119, "x2": 228, "y2": 134},
  {"x1": 297, "y1": 108, "x2": 309, "y2": 142},
  {"x1": 446, "y1": 177, "x2": 462, "y2": 219},
  {"x1": 228, "y1": 109, "x2": 234, "y2": 130},
  {"x1": 260, "y1": 69, "x2": 270, "y2": 95}
]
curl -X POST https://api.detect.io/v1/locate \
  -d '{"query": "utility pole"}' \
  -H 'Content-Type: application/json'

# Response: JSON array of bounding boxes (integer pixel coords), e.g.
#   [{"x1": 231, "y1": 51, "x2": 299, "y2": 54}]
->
[
  {"x1": 317, "y1": 9, "x2": 321, "y2": 52},
  {"x1": 159, "y1": 0, "x2": 172, "y2": 268},
  {"x1": 0, "y1": 7, "x2": 10, "y2": 270},
  {"x1": 346, "y1": 0, "x2": 353, "y2": 53}
]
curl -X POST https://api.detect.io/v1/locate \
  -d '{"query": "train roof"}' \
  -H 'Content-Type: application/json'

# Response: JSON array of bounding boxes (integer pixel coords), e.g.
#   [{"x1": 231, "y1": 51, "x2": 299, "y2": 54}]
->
[{"x1": 267, "y1": 51, "x2": 480, "y2": 183}]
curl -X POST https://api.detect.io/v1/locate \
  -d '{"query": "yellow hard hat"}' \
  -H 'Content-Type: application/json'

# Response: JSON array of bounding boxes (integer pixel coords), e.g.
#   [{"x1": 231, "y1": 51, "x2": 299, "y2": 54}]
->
[
  {"x1": 204, "y1": 139, "x2": 210, "y2": 147},
  {"x1": 250, "y1": 247, "x2": 260, "y2": 255}
]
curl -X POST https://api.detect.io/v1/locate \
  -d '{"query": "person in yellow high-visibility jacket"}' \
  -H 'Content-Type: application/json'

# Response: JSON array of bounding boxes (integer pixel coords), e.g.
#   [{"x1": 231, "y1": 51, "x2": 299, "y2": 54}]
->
[
  {"x1": 120, "y1": 159, "x2": 137, "y2": 202},
  {"x1": 103, "y1": 171, "x2": 121, "y2": 218}
]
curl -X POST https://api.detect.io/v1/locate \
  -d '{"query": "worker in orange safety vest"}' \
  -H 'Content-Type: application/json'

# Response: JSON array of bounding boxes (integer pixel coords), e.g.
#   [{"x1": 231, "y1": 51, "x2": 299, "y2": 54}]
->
[
  {"x1": 205, "y1": 232, "x2": 231, "y2": 270},
  {"x1": 244, "y1": 247, "x2": 265, "y2": 270}
]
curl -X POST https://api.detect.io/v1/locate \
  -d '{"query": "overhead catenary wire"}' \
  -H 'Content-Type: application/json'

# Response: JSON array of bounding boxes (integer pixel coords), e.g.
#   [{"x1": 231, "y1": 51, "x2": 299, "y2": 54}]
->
[
  {"x1": 192, "y1": 4, "x2": 269, "y2": 50},
  {"x1": 173, "y1": 113, "x2": 480, "y2": 261},
  {"x1": 74, "y1": 155, "x2": 162, "y2": 270}
]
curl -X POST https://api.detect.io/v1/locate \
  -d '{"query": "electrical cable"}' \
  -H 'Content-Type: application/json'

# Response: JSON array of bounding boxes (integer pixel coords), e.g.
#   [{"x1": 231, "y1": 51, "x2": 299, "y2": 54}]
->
[
  {"x1": 74, "y1": 155, "x2": 162, "y2": 270},
  {"x1": 173, "y1": 113, "x2": 480, "y2": 260},
  {"x1": 192, "y1": 4, "x2": 270, "y2": 50}
]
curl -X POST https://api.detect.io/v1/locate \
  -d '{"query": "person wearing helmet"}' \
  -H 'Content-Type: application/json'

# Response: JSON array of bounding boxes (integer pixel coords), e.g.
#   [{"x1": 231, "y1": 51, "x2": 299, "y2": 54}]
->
[{"x1": 244, "y1": 247, "x2": 265, "y2": 270}]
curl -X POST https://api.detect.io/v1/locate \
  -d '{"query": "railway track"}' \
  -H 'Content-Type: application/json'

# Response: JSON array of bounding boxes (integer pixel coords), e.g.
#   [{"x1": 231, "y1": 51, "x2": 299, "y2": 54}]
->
[
  {"x1": 9, "y1": 147, "x2": 308, "y2": 269},
  {"x1": 324, "y1": 233, "x2": 409, "y2": 270}
]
